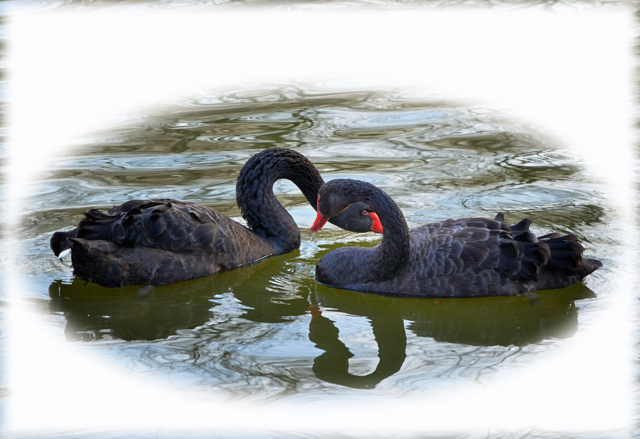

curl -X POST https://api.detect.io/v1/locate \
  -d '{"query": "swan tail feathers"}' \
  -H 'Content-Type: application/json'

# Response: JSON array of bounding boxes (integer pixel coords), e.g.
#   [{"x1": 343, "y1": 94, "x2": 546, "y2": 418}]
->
[
  {"x1": 50, "y1": 228, "x2": 79, "y2": 257},
  {"x1": 533, "y1": 234, "x2": 602, "y2": 290},
  {"x1": 500, "y1": 218, "x2": 602, "y2": 283},
  {"x1": 540, "y1": 234, "x2": 584, "y2": 272},
  {"x1": 66, "y1": 238, "x2": 130, "y2": 288}
]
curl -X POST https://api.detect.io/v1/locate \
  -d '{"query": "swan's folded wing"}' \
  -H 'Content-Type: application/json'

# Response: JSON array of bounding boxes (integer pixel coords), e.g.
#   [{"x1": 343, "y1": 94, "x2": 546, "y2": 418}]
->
[
  {"x1": 411, "y1": 217, "x2": 551, "y2": 282},
  {"x1": 77, "y1": 199, "x2": 271, "y2": 258}
]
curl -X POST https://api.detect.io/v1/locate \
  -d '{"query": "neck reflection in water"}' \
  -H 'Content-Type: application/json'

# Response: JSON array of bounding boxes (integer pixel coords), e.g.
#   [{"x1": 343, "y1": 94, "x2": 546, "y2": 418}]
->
[
  {"x1": 49, "y1": 258, "x2": 595, "y2": 390},
  {"x1": 309, "y1": 282, "x2": 595, "y2": 389}
]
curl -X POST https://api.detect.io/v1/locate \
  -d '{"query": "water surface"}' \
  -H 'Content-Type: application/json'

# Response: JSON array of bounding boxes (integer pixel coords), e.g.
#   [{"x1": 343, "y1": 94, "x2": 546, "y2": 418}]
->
[{"x1": 9, "y1": 87, "x2": 626, "y2": 437}]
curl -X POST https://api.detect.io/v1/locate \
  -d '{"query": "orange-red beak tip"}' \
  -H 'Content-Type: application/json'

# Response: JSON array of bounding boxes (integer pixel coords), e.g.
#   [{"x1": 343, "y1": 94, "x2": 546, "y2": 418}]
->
[
  {"x1": 369, "y1": 212, "x2": 383, "y2": 234},
  {"x1": 311, "y1": 212, "x2": 329, "y2": 233}
]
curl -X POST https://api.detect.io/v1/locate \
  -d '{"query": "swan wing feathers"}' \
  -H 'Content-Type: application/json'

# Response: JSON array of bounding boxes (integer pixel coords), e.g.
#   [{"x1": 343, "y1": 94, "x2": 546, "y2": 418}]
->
[
  {"x1": 76, "y1": 199, "x2": 270, "y2": 257},
  {"x1": 410, "y1": 216, "x2": 577, "y2": 283}
]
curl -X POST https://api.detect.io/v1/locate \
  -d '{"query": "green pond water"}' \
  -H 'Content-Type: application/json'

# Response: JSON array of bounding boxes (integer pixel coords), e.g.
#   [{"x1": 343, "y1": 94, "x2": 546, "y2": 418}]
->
[{"x1": 6, "y1": 85, "x2": 627, "y2": 438}]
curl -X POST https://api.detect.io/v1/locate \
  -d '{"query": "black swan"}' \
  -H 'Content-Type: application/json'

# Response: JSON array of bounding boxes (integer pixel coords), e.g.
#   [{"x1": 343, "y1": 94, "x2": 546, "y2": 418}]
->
[
  {"x1": 50, "y1": 148, "x2": 382, "y2": 288},
  {"x1": 310, "y1": 179, "x2": 602, "y2": 297}
]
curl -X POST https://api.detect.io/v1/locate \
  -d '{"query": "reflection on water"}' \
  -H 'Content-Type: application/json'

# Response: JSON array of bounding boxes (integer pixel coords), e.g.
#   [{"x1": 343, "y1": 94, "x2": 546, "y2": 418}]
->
[
  {"x1": 48, "y1": 252, "x2": 304, "y2": 341},
  {"x1": 47, "y1": 242, "x2": 597, "y2": 390},
  {"x1": 310, "y1": 283, "x2": 596, "y2": 389},
  {"x1": 48, "y1": 262, "x2": 596, "y2": 390},
  {"x1": 15, "y1": 87, "x2": 615, "y2": 436},
  {"x1": 308, "y1": 304, "x2": 407, "y2": 390},
  {"x1": 314, "y1": 283, "x2": 596, "y2": 348}
]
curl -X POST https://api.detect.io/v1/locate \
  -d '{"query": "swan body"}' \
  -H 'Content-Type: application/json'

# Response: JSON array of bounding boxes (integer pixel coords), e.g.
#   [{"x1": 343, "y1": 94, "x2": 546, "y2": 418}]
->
[
  {"x1": 311, "y1": 179, "x2": 602, "y2": 297},
  {"x1": 51, "y1": 149, "x2": 382, "y2": 288}
]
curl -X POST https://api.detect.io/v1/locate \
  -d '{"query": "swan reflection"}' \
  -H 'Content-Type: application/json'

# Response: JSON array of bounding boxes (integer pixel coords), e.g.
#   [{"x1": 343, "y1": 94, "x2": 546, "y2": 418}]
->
[
  {"x1": 48, "y1": 253, "x2": 290, "y2": 341},
  {"x1": 48, "y1": 260, "x2": 595, "y2": 390},
  {"x1": 309, "y1": 282, "x2": 595, "y2": 388}
]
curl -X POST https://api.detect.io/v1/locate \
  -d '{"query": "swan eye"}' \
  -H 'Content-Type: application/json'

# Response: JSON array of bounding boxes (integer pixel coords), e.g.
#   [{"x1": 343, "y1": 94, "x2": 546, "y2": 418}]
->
[{"x1": 362, "y1": 211, "x2": 368, "y2": 216}]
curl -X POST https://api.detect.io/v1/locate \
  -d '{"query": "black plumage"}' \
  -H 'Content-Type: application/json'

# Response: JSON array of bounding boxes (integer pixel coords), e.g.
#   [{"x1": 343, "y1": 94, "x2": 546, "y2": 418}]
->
[
  {"x1": 311, "y1": 179, "x2": 602, "y2": 297},
  {"x1": 50, "y1": 148, "x2": 381, "y2": 288}
]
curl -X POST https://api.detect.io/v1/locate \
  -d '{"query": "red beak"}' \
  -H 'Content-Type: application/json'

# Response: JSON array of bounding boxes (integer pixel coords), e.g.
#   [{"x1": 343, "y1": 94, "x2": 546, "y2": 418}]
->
[
  {"x1": 311, "y1": 212, "x2": 329, "y2": 232},
  {"x1": 369, "y1": 212, "x2": 383, "y2": 234}
]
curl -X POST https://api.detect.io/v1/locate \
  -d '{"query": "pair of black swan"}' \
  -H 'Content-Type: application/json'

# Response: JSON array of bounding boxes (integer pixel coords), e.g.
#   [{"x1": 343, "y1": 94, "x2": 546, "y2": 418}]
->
[
  {"x1": 50, "y1": 148, "x2": 382, "y2": 288},
  {"x1": 51, "y1": 148, "x2": 601, "y2": 296},
  {"x1": 310, "y1": 179, "x2": 602, "y2": 297}
]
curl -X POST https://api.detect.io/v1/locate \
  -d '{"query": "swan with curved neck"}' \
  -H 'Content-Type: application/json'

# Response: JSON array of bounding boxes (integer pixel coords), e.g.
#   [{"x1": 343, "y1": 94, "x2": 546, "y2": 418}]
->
[
  {"x1": 50, "y1": 149, "x2": 382, "y2": 288},
  {"x1": 311, "y1": 179, "x2": 602, "y2": 297}
]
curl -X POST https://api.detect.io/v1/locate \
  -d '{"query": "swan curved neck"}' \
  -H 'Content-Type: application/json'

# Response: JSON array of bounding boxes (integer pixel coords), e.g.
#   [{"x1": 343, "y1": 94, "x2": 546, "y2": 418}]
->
[
  {"x1": 236, "y1": 148, "x2": 324, "y2": 253},
  {"x1": 327, "y1": 180, "x2": 410, "y2": 280},
  {"x1": 369, "y1": 191, "x2": 411, "y2": 280}
]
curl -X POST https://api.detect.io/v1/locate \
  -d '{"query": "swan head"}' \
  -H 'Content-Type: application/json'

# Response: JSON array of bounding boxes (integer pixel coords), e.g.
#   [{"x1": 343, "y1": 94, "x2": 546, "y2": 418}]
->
[
  {"x1": 311, "y1": 181, "x2": 383, "y2": 234},
  {"x1": 330, "y1": 202, "x2": 383, "y2": 234}
]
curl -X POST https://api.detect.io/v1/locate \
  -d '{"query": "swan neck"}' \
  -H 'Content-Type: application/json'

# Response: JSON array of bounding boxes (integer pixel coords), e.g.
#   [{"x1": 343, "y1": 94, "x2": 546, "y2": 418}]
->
[
  {"x1": 373, "y1": 193, "x2": 411, "y2": 279},
  {"x1": 236, "y1": 149, "x2": 324, "y2": 253},
  {"x1": 334, "y1": 182, "x2": 410, "y2": 279}
]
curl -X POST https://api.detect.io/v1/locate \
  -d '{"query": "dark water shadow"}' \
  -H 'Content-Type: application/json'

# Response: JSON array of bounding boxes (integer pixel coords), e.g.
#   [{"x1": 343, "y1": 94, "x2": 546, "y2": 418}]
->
[
  {"x1": 48, "y1": 252, "x2": 300, "y2": 342},
  {"x1": 309, "y1": 283, "x2": 596, "y2": 389},
  {"x1": 308, "y1": 304, "x2": 406, "y2": 390},
  {"x1": 47, "y1": 253, "x2": 596, "y2": 390}
]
